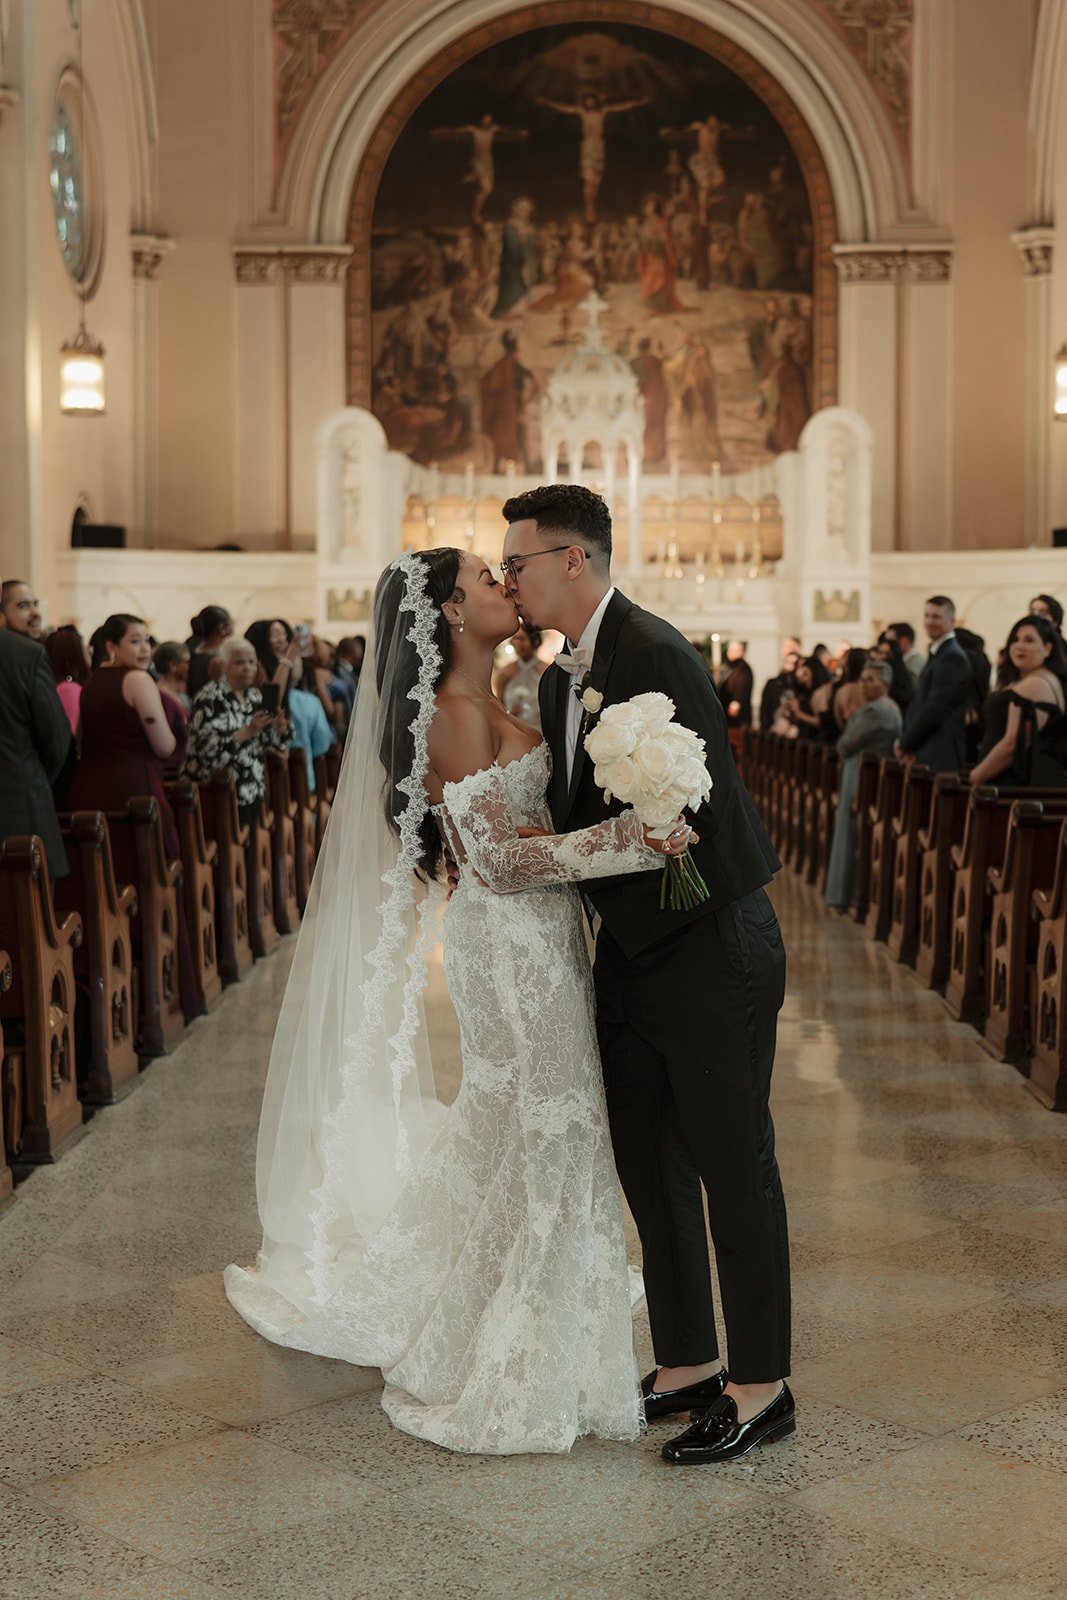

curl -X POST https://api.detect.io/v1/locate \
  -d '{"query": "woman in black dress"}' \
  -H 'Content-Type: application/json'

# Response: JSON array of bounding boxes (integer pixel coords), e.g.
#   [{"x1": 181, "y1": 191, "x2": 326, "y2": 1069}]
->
[{"x1": 970, "y1": 614, "x2": 1067, "y2": 787}]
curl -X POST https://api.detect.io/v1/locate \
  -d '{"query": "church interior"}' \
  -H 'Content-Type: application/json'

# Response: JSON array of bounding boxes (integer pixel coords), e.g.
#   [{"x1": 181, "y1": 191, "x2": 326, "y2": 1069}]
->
[{"x1": 2, "y1": 2, "x2": 1067, "y2": 1596}]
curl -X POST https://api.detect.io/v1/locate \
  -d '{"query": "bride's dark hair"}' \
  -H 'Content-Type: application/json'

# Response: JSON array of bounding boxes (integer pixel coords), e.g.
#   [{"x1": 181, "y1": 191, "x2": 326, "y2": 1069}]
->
[{"x1": 374, "y1": 548, "x2": 464, "y2": 881}]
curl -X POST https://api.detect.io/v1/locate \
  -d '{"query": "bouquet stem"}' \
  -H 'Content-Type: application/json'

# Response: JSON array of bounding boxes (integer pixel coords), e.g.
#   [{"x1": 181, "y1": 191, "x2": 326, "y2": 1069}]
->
[{"x1": 661, "y1": 848, "x2": 709, "y2": 912}]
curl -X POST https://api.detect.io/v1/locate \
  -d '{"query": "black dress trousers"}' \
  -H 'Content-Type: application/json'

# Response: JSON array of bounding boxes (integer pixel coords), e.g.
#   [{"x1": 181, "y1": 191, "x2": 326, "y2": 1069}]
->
[{"x1": 593, "y1": 886, "x2": 790, "y2": 1383}]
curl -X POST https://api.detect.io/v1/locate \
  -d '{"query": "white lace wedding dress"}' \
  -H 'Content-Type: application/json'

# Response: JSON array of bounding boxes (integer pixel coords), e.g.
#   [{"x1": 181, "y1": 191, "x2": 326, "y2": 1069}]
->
[{"x1": 225, "y1": 742, "x2": 657, "y2": 1454}]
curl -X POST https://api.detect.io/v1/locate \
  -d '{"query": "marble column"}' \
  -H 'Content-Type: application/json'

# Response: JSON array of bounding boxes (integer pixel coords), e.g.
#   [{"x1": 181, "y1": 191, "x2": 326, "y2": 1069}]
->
[
  {"x1": 832, "y1": 247, "x2": 905, "y2": 554},
  {"x1": 1011, "y1": 228, "x2": 1055, "y2": 545},
  {"x1": 233, "y1": 246, "x2": 352, "y2": 550},
  {"x1": 131, "y1": 234, "x2": 174, "y2": 549}
]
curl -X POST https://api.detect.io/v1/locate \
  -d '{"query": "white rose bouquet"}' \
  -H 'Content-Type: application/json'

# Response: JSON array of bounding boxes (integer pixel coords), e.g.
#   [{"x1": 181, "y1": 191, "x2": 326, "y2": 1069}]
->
[{"x1": 583, "y1": 692, "x2": 712, "y2": 911}]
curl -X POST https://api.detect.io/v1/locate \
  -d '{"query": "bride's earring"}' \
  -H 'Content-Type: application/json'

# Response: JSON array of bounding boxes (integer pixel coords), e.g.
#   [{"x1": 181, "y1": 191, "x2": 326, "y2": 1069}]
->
[{"x1": 456, "y1": 619, "x2": 465, "y2": 634}]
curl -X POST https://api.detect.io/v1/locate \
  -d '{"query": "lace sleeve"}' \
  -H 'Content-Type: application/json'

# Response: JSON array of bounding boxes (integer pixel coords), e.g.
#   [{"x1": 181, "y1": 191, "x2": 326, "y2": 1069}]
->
[{"x1": 441, "y1": 766, "x2": 660, "y2": 894}]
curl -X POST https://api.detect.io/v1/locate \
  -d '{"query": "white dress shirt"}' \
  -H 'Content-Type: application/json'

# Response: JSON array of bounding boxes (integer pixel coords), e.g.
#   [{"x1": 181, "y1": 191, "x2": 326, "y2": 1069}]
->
[
  {"x1": 927, "y1": 630, "x2": 957, "y2": 659},
  {"x1": 564, "y1": 586, "x2": 616, "y2": 785}
]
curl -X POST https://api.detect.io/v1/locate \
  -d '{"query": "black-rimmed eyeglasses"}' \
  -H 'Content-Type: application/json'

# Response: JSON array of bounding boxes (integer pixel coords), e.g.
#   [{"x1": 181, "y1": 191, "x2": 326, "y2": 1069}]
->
[{"x1": 499, "y1": 546, "x2": 572, "y2": 583}]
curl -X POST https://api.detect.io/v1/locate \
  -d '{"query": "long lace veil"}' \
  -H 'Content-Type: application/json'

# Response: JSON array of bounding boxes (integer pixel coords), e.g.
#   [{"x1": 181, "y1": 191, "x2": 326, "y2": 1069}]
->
[{"x1": 227, "y1": 553, "x2": 448, "y2": 1326}]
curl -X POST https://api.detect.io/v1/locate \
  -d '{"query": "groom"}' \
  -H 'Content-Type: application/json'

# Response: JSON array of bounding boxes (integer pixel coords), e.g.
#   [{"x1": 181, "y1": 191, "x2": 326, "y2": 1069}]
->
[{"x1": 501, "y1": 484, "x2": 793, "y2": 1464}]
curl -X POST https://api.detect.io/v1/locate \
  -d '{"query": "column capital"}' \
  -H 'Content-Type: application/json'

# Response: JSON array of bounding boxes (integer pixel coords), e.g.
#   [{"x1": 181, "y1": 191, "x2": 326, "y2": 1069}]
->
[
  {"x1": 233, "y1": 245, "x2": 353, "y2": 285},
  {"x1": 1011, "y1": 227, "x2": 1055, "y2": 278},
  {"x1": 131, "y1": 233, "x2": 175, "y2": 282},
  {"x1": 833, "y1": 243, "x2": 953, "y2": 283}
]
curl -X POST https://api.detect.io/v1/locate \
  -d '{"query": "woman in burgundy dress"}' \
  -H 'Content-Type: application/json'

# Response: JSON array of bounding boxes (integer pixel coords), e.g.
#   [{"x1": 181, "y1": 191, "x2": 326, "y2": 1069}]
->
[{"x1": 68, "y1": 612, "x2": 199, "y2": 1019}]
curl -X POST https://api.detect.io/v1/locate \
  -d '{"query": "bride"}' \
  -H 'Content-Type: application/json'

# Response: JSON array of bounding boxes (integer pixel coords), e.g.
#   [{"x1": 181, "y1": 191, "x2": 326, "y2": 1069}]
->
[{"x1": 224, "y1": 547, "x2": 690, "y2": 1455}]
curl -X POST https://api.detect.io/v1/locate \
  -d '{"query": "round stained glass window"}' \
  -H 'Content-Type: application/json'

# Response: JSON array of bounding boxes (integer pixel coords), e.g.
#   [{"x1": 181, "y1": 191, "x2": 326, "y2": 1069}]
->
[{"x1": 48, "y1": 71, "x2": 104, "y2": 293}]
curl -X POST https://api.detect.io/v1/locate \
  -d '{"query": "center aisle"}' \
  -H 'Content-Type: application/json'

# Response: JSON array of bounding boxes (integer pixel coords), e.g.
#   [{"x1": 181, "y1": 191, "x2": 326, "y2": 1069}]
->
[{"x1": 1, "y1": 875, "x2": 1066, "y2": 1600}]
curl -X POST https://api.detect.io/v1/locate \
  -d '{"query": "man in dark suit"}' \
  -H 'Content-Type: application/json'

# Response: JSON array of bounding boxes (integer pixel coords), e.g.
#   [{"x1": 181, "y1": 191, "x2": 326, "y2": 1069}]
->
[
  {"x1": 716, "y1": 638, "x2": 754, "y2": 727},
  {"x1": 898, "y1": 595, "x2": 972, "y2": 773},
  {"x1": 0, "y1": 573, "x2": 73, "y2": 881},
  {"x1": 502, "y1": 485, "x2": 793, "y2": 1465}
]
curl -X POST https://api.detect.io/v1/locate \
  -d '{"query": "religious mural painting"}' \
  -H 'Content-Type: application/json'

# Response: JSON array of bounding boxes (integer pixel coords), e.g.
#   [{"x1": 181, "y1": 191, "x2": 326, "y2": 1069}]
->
[{"x1": 365, "y1": 21, "x2": 817, "y2": 477}]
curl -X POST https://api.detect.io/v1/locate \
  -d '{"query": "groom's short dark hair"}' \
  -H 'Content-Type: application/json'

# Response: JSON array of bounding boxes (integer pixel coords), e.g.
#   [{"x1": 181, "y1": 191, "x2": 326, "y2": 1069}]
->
[{"x1": 503, "y1": 483, "x2": 612, "y2": 571}]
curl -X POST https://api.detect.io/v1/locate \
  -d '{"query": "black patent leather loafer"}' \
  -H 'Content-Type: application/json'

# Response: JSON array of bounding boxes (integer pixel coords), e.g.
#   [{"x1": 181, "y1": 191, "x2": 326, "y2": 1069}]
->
[
  {"x1": 661, "y1": 1383, "x2": 796, "y2": 1463},
  {"x1": 641, "y1": 1367, "x2": 729, "y2": 1421}
]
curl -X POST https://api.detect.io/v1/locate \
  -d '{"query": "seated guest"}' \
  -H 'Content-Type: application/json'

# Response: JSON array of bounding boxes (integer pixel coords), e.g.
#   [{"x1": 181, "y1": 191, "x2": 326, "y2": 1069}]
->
[
  {"x1": 0, "y1": 578, "x2": 43, "y2": 640},
  {"x1": 1030, "y1": 593, "x2": 1064, "y2": 632},
  {"x1": 287, "y1": 663, "x2": 336, "y2": 791},
  {"x1": 186, "y1": 606, "x2": 233, "y2": 698},
  {"x1": 824, "y1": 660, "x2": 903, "y2": 911},
  {"x1": 0, "y1": 570, "x2": 72, "y2": 882},
  {"x1": 245, "y1": 618, "x2": 302, "y2": 708},
  {"x1": 45, "y1": 626, "x2": 90, "y2": 735},
  {"x1": 68, "y1": 613, "x2": 198, "y2": 1013},
  {"x1": 716, "y1": 639, "x2": 754, "y2": 729},
  {"x1": 970, "y1": 615, "x2": 1067, "y2": 787},
  {"x1": 885, "y1": 621, "x2": 924, "y2": 681},
  {"x1": 898, "y1": 596, "x2": 971, "y2": 773},
  {"x1": 184, "y1": 636, "x2": 291, "y2": 836},
  {"x1": 154, "y1": 641, "x2": 192, "y2": 711}
]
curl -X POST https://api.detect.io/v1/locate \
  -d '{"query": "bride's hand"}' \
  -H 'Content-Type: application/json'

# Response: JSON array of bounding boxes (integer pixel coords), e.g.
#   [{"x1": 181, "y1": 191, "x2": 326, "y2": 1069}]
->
[{"x1": 643, "y1": 819, "x2": 693, "y2": 856}]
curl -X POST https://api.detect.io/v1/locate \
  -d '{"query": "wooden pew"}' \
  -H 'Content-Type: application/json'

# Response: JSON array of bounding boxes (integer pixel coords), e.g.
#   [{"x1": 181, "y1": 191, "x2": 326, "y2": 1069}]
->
[
  {"x1": 55, "y1": 811, "x2": 139, "y2": 1104},
  {"x1": 945, "y1": 787, "x2": 1067, "y2": 1029},
  {"x1": 265, "y1": 749, "x2": 300, "y2": 937},
  {"x1": 915, "y1": 775, "x2": 971, "y2": 992},
  {"x1": 197, "y1": 771, "x2": 253, "y2": 983},
  {"x1": 887, "y1": 764, "x2": 936, "y2": 967},
  {"x1": 105, "y1": 797, "x2": 184, "y2": 1058},
  {"x1": 810, "y1": 746, "x2": 840, "y2": 894},
  {"x1": 313, "y1": 751, "x2": 336, "y2": 858},
  {"x1": 1030, "y1": 818, "x2": 1067, "y2": 1110},
  {"x1": 743, "y1": 729, "x2": 764, "y2": 819},
  {"x1": 864, "y1": 758, "x2": 905, "y2": 942},
  {"x1": 287, "y1": 749, "x2": 319, "y2": 914},
  {"x1": 786, "y1": 742, "x2": 818, "y2": 876},
  {"x1": 985, "y1": 803, "x2": 1066, "y2": 1064},
  {"x1": 0, "y1": 950, "x2": 13, "y2": 1203},
  {"x1": 848, "y1": 753, "x2": 882, "y2": 926},
  {"x1": 0, "y1": 838, "x2": 83, "y2": 1163},
  {"x1": 165, "y1": 780, "x2": 222, "y2": 1016},
  {"x1": 774, "y1": 739, "x2": 797, "y2": 861},
  {"x1": 246, "y1": 798, "x2": 280, "y2": 960},
  {"x1": 728, "y1": 727, "x2": 745, "y2": 778}
]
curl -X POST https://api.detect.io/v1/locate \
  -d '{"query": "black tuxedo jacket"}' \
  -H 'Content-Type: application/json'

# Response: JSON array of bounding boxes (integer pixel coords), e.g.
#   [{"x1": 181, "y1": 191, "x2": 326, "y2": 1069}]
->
[
  {"x1": 900, "y1": 636, "x2": 971, "y2": 771},
  {"x1": 539, "y1": 591, "x2": 780, "y2": 959},
  {"x1": 0, "y1": 629, "x2": 73, "y2": 881}
]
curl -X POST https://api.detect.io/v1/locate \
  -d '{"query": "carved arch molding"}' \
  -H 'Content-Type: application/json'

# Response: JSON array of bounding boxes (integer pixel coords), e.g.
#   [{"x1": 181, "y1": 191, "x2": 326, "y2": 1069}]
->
[{"x1": 342, "y1": 1, "x2": 842, "y2": 414}]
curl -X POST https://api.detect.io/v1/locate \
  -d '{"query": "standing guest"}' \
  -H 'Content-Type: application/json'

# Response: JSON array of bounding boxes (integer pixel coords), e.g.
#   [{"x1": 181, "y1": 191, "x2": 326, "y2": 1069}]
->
[
  {"x1": 186, "y1": 606, "x2": 233, "y2": 698},
  {"x1": 1030, "y1": 594, "x2": 1064, "y2": 632},
  {"x1": 970, "y1": 615, "x2": 1067, "y2": 787},
  {"x1": 831, "y1": 647, "x2": 868, "y2": 729},
  {"x1": 869, "y1": 636, "x2": 914, "y2": 711},
  {"x1": 335, "y1": 636, "x2": 365, "y2": 706},
  {"x1": 760, "y1": 642, "x2": 802, "y2": 730},
  {"x1": 716, "y1": 639, "x2": 754, "y2": 728},
  {"x1": 287, "y1": 664, "x2": 335, "y2": 792},
  {"x1": 825, "y1": 660, "x2": 903, "y2": 910},
  {"x1": 780, "y1": 655, "x2": 830, "y2": 738},
  {"x1": 245, "y1": 618, "x2": 302, "y2": 708},
  {"x1": 494, "y1": 624, "x2": 548, "y2": 729},
  {"x1": 898, "y1": 596, "x2": 971, "y2": 772},
  {"x1": 0, "y1": 571, "x2": 72, "y2": 881},
  {"x1": 45, "y1": 626, "x2": 90, "y2": 735},
  {"x1": 153, "y1": 641, "x2": 192, "y2": 712},
  {"x1": 183, "y1": 636, "x2": 291, "y2": 840},
  {"x1": 0, "y1": 579, "x2": 44, "y2": 640},
  {"x1": 68, "y1": 613, "x2": 198, "y2": 1014},
  {"x1": 885, "y1": 622, "x2": 924, "y2": 681},
  {"x1": 955, "y1": 625, "x2": 992, "y2": 764},
  {"x1": 311, "y1": 636, "x2": 348, "y2": 730}
]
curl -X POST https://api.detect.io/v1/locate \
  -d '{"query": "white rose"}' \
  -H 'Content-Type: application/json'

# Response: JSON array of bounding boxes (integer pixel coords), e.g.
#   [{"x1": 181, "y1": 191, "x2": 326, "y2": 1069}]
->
[
  {"x1": 596, "y1": 755, "x2": 639, "y2": 803},
  {"x1": 632, "y1": 736, "x2": 679, "y2": 793},
  {"x1": 585, "y1": 714, "x2": 638, "y2": 763},
  {"x1": 634, "y1": 793, "x2": 683, "y2": 830},
  {"x1": 580, "y1": 687, "x2": 604, "y2": 714},
  {"x1": 628, "y1": 692, "x2": 676, "y2": 734}
]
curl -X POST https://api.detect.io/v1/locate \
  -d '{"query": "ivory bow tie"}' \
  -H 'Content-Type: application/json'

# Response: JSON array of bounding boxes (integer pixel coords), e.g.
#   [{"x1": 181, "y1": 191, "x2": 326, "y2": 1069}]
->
[{"x1": 555, "y1": 647, "x2": 593, "y2": 676}]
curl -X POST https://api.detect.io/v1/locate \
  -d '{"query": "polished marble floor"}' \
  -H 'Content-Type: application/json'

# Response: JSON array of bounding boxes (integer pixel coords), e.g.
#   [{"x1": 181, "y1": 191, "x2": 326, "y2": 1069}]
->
[{"x1": 2, "y1": 870, "x2": 1066, "y2": 1600}]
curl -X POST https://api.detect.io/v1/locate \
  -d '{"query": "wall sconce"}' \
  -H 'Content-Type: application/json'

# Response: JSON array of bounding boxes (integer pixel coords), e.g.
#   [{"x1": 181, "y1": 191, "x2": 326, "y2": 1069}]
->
[
  {"x1": 60, "y1": 321, "x2": 106, "y2": 414},
  {"x1": 1055, "y1": 343, "x2": 1067, "y2": 419}
]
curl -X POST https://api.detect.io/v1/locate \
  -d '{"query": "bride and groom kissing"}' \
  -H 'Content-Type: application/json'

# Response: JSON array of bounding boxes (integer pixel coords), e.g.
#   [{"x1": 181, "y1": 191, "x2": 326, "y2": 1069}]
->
[{"x1": 225, "y1": 482, "x2": 793, "y2": 1465}]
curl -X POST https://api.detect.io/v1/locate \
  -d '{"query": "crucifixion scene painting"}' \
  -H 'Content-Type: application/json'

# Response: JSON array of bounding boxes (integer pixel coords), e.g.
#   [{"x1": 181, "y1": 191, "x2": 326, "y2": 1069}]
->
[{"x1": 365, "y1": 22, "x2": 816, "y2": 474}]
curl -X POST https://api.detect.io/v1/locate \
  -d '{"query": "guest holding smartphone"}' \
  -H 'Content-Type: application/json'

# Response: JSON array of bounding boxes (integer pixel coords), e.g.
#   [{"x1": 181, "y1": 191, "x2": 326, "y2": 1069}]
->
[{"x1": 184, "y1": 636, "x2": 291, "y2": 843}]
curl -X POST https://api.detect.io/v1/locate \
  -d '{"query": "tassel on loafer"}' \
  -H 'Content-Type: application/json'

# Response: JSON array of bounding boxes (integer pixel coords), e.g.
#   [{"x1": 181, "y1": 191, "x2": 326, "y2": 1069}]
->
[
  {"x1": 661, "y1": 1382, "x2": 796, "y2": 1463},
  {"x1": 641, "y1": 1366, "x2": 729, "y2": 1421}
]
